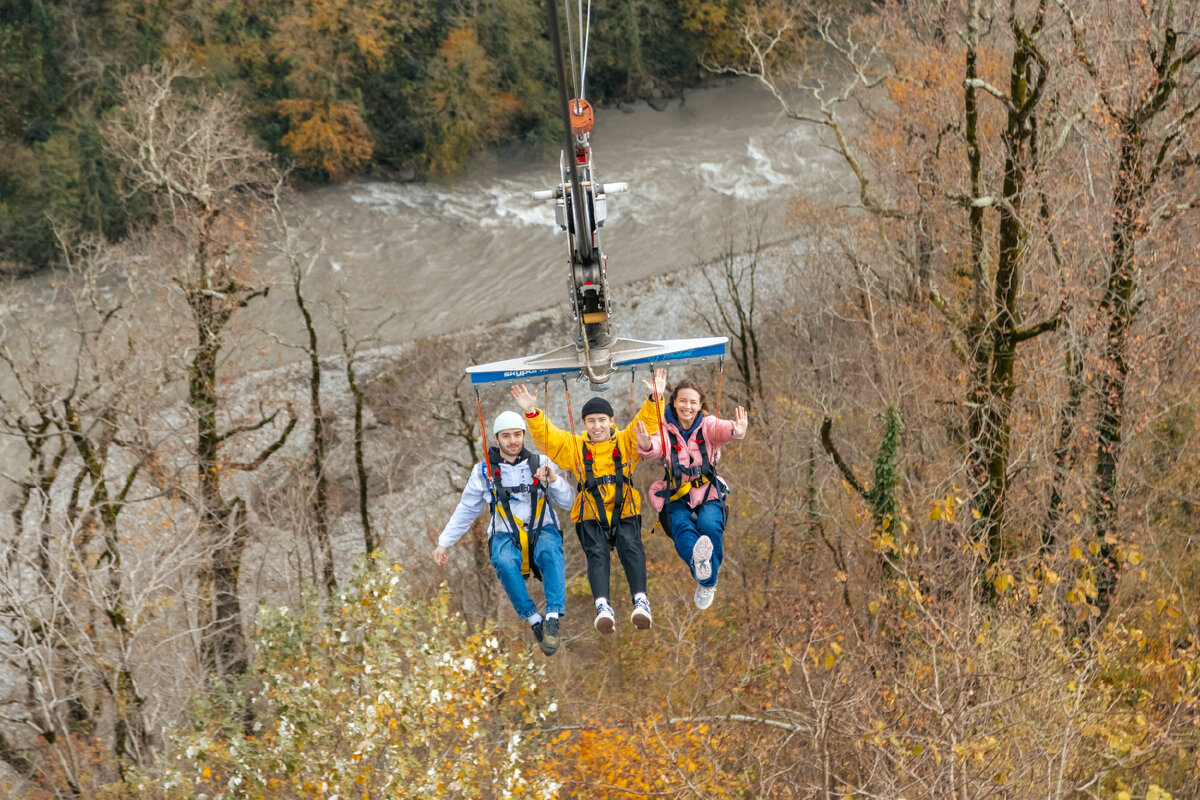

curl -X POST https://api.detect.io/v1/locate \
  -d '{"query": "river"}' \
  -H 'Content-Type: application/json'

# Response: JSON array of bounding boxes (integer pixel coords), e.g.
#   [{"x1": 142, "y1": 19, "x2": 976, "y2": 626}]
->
[
  {"x1": 1, "y1": 79, "x2": 847, "y2": 367},
  {"x1": 265, "y1": 78, "x2": 847, "y2": 347}
]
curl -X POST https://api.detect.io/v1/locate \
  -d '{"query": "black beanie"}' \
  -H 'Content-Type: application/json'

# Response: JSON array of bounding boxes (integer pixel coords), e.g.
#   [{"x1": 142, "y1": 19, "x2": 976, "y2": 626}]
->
[{"x1": 580, "y1": 396, "x2": 615, "y2": 420}]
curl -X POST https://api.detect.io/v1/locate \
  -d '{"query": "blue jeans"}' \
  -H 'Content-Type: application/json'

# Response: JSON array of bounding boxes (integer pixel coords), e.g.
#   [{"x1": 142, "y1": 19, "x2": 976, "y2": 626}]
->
[
  {"x1": 490, "y1": 524, "x2": 566, "y2": 619},
  {"x1": 668, "y1": 499, "x2": 725, "y2": 588}
]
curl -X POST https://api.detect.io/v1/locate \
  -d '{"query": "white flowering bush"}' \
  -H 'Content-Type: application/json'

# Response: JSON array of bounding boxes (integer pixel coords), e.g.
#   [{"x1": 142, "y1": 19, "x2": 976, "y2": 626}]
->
[{"x1": 140, "y1": 555, "x2": 559, "y2": 799}]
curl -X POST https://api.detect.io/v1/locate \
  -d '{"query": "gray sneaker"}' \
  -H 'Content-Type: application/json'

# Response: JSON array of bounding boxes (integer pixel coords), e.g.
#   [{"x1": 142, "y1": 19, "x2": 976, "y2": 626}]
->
[
  {"x1": 692, "y1": 536, "x2": 714, "y2": 582},
  {"x1": 594, "y1": 602, "x2": 616, "y2": 634},
  {"x1": 631, "y1": 596, "x2": 652, "y2": 630},
  {"x1": 694, "y1": 583, "x2": 716, "y2": 610}
]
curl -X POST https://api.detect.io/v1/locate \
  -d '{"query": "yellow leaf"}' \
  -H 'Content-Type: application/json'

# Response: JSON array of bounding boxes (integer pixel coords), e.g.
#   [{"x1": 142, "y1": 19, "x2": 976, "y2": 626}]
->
[
  {"x1": 993, "y1": 573, "x2": 1012, "y2": 593},
  {"x1": 824, "y1": 651, "x2": 836, "y2": 670},
  {"x1": 930, "y1": 505, "x2": 942, "y2": 521},
  {"x1": 1088, "y1": 541, "x2": 1101, "y2": 556},
  {"x1": 830, "y1": 642, "x2": 842, "y2": 655},
  {"x1": 868, "y1": 600, "x2": 880, "y2": 615},
  {"x1": 783, "y1": 656, "x2": 793, "y2": 675},
  {"x1": 1069, "y1": 545, "x2": 1083, "y2": 559},
  {"x1": 971, "y1": 507, "x2": 981, "y2": 519}
]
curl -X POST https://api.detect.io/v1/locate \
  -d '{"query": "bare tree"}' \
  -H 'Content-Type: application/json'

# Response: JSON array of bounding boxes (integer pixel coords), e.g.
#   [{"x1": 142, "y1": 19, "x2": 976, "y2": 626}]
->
[
  {"x1": 103, "y1": 65, "x2": 295, "y2": 681},
  {"x1": 271, "y1": 204, "x2": 337, "y2": 594},
  {"x1": 0, "y1": 236, "x2": 186, "y2": 788},
  {"x1": 1056, "y1": 0, "x2": 1200, "y2": 616},
  {"x1": 700, "y1": 207, "x2": 768, "y2": 409}
]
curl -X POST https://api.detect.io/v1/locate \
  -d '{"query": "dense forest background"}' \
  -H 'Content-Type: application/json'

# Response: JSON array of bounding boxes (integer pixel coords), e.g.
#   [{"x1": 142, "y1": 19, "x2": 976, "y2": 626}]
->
[
  {"x1": 0, "y1": 0, "x2": 743, "y2": 274},
  {"x1": 2, "y1": 0, "x2": 1200, "y2": 798}
]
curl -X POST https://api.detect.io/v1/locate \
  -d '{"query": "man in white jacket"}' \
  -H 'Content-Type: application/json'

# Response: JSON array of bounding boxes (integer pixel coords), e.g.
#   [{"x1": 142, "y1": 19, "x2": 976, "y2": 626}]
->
[{"x1": 434, "y1": 411, "x2": 575, "y2": 655}]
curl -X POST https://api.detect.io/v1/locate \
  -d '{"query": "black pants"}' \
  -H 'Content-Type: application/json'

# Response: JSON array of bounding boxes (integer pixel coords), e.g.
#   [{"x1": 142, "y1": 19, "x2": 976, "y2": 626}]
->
[{"x1": 576, "y1": 517, "x2": 647, "y2": 602}]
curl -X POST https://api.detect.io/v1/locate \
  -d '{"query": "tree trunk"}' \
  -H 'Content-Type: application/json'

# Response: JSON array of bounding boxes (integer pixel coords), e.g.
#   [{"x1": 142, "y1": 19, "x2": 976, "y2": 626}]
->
[
  {"x1": 1092, "y1": 124, "x2": 1144, "y2": 617},
  {"x1": 189, "y1": 285, "x2": 248, "y2": 679},
  {"x1": 967, "y1": 10, "x2": 1049, "y2": 565},
  {"x1": 295, "y1": 269, "x2": 336, "y2": 592}
]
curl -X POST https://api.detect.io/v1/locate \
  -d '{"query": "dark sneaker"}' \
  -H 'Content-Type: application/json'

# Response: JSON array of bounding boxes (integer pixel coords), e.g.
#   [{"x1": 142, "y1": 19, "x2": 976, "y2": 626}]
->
[
  {"x1": 631, "y1": 597, "x2": 652, "y2": 630},
  {"x1": 594, "y1": 602, "x2": 616, "y2": 634},
  {"x1": 541, "y1": 616, "x2": 560, "y2": 655},
  {"x1": 531, "y1": 620, "x2": 545, "y2": 648}
]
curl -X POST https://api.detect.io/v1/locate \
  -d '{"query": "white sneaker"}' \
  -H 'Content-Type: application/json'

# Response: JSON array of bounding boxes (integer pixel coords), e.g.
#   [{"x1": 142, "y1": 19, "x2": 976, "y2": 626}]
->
[
  {"x1": 694, "y1": 583, "x2": 716, "y2": 610},
  {"x1": 692, "y1": 536, "x2": 714, "y2": 582},
  {"x1": 594, "y1": 602, "x2": 616, "y2": 634},
  {"x1": 631, "y1": 596, "x2": 652, "y2": 630}
]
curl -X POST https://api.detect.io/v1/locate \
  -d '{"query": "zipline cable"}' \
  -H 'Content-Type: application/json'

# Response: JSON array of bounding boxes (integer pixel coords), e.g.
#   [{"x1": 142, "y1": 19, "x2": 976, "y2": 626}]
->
[
  {"x1": 544, "y1": 0, "x2": 593, "y2": 265},
  {"x1": 563, "y1": 0, "x2": 579, "y2": 100},
  {"x1": 580, "y1": 0, "x2": 591, "y2": 101}
]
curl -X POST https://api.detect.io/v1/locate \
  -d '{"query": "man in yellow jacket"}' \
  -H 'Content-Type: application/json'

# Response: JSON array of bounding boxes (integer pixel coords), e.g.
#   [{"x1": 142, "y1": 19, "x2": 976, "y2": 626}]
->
[{"x1": 511, "y1": 368, "x2": 666, "y2": 634}]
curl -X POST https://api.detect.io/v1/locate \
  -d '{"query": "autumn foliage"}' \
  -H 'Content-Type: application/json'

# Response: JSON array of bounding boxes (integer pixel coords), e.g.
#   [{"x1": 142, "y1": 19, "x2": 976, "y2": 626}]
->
[{"x1": 2, "y1": 0, "x2": 1200, "y2": 797}]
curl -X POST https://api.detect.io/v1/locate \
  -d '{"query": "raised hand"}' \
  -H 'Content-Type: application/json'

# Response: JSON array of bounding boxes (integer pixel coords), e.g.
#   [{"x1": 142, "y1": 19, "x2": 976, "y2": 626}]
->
[
  {"x1": 732, "y1": 406, "x2": 749, "y2": 437},
  {"x1": 634, "y1": 419, "x2": 653, "y2": 451},
  {"x1": 510, "y1": 384, "x2": 538, "y2": 413},
  {"x1": 535, "y1": 464, "x2": 556, "y2": 484},
  {"x1": 642, "y1": 367, "x2": 668, "y2": 399}
]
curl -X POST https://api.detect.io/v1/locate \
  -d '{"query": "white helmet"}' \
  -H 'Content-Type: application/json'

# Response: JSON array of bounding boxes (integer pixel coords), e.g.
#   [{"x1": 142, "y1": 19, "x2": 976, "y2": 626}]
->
[{"x1": 492, "y1": 410, "x2": 527, "y2": 436}]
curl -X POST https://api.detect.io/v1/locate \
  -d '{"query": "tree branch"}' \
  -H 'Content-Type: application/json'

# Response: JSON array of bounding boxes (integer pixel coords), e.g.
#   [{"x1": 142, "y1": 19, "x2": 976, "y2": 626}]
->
[
  {"x1": 1013, "y1": 307, "x2": 1064, "y2": 342},
  {"x1": 227, "y1": 411, "x2": 296, "y2": 472},
  {"x1": 963, "y1": 78, "x2": 1017, "y2": 113},
  {"x1": 217, "y1": 405, "x2": 281, "y2": 444},
  {"x1": 820, "y1": 416, "x2": 867, "y2": 498}
]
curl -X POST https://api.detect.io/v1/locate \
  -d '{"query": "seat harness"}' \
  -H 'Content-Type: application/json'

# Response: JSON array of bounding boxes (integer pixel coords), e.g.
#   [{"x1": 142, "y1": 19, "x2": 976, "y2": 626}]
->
[
  {"x1": 656, "y1": 423, "x2": 721, "y2": 506},
  {"x1": 579, "y1": 436, "x2": 628, "y2": 546},
  {"x1": 483, "y1": 447, "x2": 549, "y2": 581}
]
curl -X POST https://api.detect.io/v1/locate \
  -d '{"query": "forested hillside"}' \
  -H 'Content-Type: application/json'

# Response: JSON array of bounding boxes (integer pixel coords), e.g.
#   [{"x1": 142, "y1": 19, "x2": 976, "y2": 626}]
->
[
  {"x1": 0, "y1": 0, "x2": 735, "y2": 274},
  {"x1": 2, "y1": 0, "x2": 1200, "y2": 798}
]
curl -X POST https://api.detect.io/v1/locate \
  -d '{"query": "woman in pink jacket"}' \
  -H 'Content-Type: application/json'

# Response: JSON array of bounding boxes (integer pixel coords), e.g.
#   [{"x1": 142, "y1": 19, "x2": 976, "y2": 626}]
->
[{"x1": 635, "y1": 379, "x2": 748, "y2": 610}]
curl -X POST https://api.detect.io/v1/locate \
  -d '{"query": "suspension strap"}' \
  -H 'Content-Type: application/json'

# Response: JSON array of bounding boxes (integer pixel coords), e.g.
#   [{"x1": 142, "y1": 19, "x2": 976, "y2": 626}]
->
[
  {"x1": 716, "y1": 358, "x2": 725, "y2": 417},
  {"x1": 475, "y1": 389, "x2": 494, "y2": 492},
  {"x1": 563, "y1": 377, "x2": 577, "y2": 436},
  {"x1": 652, "y1": 371, "x2": 670, "y2": 474},
  {"x1": 628, "y1": 370, "x2": 636, "y2": 420}
]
